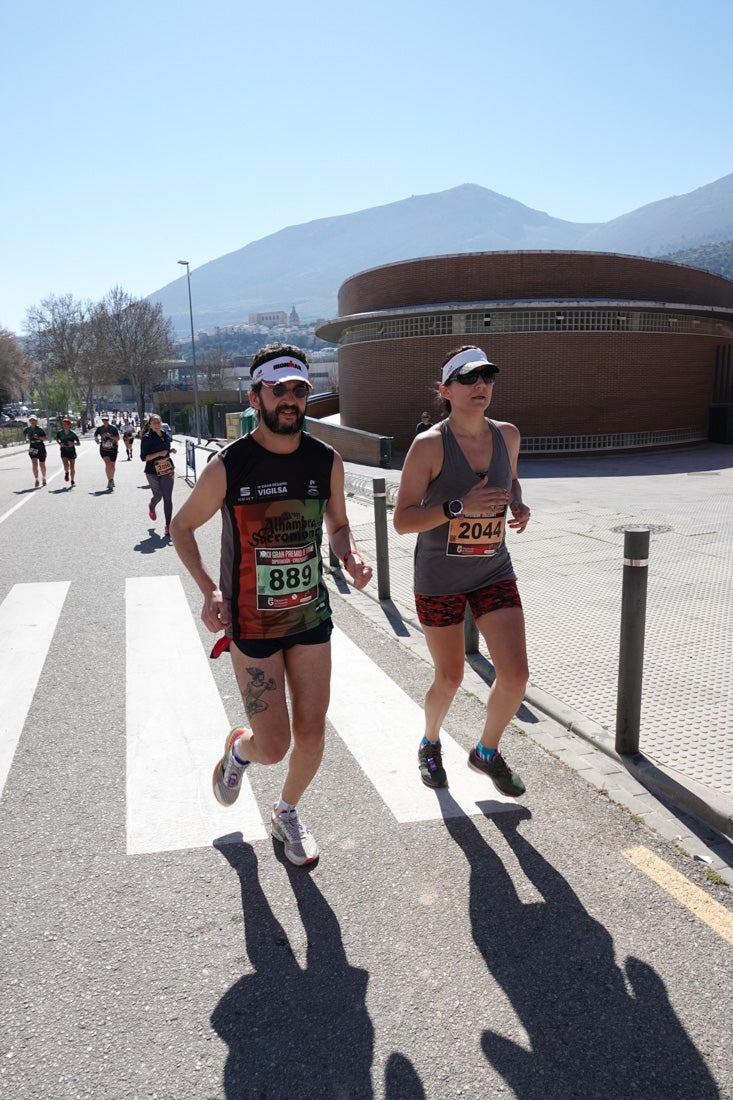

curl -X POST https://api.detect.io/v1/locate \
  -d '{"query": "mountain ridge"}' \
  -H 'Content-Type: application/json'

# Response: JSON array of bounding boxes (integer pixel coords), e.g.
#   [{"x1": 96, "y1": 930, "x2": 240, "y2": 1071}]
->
[{"x1": 149, "y1": 175, "x2": 733, "y2": 334}]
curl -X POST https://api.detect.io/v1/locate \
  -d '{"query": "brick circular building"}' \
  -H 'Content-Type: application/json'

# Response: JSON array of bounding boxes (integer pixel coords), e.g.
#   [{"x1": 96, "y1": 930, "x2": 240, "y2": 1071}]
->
[{"x1": 316, "y1": 251, "x2": 733, "y2": 455}]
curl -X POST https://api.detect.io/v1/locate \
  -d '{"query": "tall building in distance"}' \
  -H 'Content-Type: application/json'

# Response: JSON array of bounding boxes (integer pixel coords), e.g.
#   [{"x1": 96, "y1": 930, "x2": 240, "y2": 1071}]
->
[
  {"x1": 247, "y1": 310, "x2": 288, "y2": 326},
  {"x1": 289, "y1": 304, "x2": 300, "y2": 326}
]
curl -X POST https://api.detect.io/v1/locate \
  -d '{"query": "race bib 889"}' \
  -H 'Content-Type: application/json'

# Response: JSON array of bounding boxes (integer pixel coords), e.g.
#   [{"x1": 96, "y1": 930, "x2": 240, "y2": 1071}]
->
[{"x1": 255, "y1": 543, "x2": 319, "y2": 610}]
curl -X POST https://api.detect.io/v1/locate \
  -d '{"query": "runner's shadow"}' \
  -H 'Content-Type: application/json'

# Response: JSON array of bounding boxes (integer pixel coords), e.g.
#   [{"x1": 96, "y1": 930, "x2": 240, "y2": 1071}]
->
[
  {"x1": 132, "y1": 530, "x2": 169, "y2": 554},
  {"x1": 212, "y1": 837, "x2": 376, "y2": 1098},
  {"x1": 384, "y1": 1052, "x2": 426, "y2": 1099},
  {"x1": 12, "y1": 487, "x2": 41, "y2": 495},
  {"x1": 443, "y1": 812, "x2": 720, "y2": 1099}
]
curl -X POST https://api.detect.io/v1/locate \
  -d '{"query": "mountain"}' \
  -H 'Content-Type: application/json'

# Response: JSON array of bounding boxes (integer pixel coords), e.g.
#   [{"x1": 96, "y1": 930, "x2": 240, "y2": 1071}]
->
[
  {"x1": 658, "y1": 240, "x2": 733, "y2": 281},
  {"x1": 150, "y1": 185, "x2": 599, "y2": 333},
  {"x1": 573, "y1": 174, "x2": 733, "y2": 256},
  {"x1": 149, "y1": 174, "x2": 733, "y2": 334}
]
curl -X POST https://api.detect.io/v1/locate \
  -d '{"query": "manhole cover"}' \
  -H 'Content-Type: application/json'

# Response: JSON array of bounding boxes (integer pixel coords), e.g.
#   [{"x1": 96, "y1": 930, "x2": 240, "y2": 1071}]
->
[{"x1": 611, "y1": 524, "x2": 672, "y2": 534}]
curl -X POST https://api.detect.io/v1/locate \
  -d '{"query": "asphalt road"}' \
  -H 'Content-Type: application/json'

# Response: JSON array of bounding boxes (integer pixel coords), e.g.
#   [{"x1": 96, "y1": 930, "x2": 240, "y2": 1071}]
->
[{"x1": 1, "y1": 439, "x2": 732, "y2": 1099}]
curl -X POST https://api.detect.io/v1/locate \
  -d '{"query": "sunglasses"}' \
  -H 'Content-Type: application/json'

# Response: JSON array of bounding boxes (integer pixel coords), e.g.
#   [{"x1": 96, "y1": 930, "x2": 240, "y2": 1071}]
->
[
  {"x1": 453, "y1": 367, "x2": 497, "y2": 386},
  {"x1": 268, "y1": 382, "x2": 309, "y2": 398}
]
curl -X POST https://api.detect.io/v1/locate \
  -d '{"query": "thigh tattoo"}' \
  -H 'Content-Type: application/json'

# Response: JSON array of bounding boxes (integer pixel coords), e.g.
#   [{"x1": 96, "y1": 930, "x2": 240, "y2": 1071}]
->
[{"x1": 242, "y1": 666, "x2": 277, "y2": 716}]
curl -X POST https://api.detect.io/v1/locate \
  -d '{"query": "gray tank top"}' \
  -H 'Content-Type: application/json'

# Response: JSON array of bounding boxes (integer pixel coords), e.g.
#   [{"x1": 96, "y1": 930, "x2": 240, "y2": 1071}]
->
[{"x1": 414, "y1": 418, "x2": 516, "y2": 595}]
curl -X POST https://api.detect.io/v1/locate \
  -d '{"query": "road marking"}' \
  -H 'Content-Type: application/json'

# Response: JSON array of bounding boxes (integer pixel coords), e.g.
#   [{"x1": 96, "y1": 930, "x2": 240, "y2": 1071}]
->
[
  {"x1": 623, "y1": 845, "x2": 733, "y2": 945},
  {"x1": 329, "y1": 625, "x2": 517, "y2": 821},
  {"x1": 125, "y1": 576, "x2": 266, "y2": 855},
  {"x1": 0, "y1": 582, "x2": 70, "y2": 798},
  {"x1": 0, "y1": 444, "x2": 93, "y2": 526}
]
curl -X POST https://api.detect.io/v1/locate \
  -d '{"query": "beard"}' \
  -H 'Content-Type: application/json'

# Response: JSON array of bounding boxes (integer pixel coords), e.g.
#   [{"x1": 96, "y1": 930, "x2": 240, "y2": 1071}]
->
[{"x1": 259, "y1": 401, "x2": 305, "y2": 435}]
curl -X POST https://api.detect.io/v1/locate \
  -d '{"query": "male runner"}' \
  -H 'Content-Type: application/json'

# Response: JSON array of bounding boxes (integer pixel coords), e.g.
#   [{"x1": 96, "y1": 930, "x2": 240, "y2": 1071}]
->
[
  {"x1": 94, "y1": 414, "x2": 120, "y2": 490},
  {"x1": 170, "y1": 343, "x2": 372, "y2": 866}
]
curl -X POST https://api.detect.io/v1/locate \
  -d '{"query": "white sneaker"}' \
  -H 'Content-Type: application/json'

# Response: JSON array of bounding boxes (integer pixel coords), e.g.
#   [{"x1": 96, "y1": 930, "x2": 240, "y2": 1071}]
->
[
  {"x1": 212, "y1": 728, "x2": 250, "y2": 807},
  {"x1": 270, "y1": 805, "x2": 319, "y2": 866}
]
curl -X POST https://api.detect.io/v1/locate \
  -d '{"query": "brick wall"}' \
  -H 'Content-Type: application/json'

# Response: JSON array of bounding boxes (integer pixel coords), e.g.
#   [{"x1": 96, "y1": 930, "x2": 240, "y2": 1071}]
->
[
  {"x1": 328, "y1": 252, "x2": 733, "y2": 453},
  {"x1": 338, "y1": 251, "x2": 733, "y2": 315},
  {"x1": 338, "y1": 332, "x2": 720, "y2": 452}
]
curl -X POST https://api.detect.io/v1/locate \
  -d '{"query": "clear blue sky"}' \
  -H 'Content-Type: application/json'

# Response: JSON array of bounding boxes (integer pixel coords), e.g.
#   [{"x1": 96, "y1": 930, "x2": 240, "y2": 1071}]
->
[{"x1": 2, "y1": 0, "x2": 731, "y2": 334}]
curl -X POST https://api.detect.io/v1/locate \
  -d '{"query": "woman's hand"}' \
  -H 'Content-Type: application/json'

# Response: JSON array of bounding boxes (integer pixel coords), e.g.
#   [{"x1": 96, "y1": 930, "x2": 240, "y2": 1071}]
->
[
  {"x1": 508, "y1": 500, "x2": 531, "y2": 532},
  {"x1": 462, "y1": 476, "x2": 510, "y2": 515}
]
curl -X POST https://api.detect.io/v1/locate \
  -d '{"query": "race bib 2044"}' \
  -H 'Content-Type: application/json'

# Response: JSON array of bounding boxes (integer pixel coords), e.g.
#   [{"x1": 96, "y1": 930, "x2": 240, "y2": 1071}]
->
[{"x1": 446, "y1": 506, "x2": 507, "y2": 557}]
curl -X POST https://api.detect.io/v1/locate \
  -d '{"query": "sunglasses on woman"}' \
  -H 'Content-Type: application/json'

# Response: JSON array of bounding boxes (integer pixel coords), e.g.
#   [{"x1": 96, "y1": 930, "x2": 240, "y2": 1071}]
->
[
  {"x1": 268, "y1": 382, "x2": 310, "y2": 398},
  {"x1": 454, "y1": 368, "x2": 498, "y2": 386}
]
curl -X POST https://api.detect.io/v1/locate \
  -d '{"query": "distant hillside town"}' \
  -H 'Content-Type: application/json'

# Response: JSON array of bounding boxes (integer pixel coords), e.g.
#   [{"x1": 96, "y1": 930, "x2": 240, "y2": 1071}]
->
[
  {"x1": 172, "y1": 305, "x2": 338, "y2": 401},
  {"x1": 175, "y1": 303, "x2": 337, "y2": 372}
]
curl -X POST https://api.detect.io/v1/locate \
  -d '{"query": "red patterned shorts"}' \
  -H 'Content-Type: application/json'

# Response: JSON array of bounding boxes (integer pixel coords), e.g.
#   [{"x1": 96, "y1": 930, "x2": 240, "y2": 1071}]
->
[{"x1": 415, "y1": 578, "x2": 522, "y2": 628}]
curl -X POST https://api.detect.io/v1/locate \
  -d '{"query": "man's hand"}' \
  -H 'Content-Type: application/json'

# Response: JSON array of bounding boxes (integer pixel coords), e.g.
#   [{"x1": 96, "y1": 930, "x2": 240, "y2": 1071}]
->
[
  {"x1": 346, "y1": 556, "x2": 373, "y2": 591},
  {"x1": 201, "y1": 589, "x2": 231, "y2": 633}
]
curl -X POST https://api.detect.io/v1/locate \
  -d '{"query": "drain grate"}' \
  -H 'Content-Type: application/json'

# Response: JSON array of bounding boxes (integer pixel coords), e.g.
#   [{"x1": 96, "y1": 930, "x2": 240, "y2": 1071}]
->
[{"x1": 611, "y1": 524, "x2": 672, "y2": 534}]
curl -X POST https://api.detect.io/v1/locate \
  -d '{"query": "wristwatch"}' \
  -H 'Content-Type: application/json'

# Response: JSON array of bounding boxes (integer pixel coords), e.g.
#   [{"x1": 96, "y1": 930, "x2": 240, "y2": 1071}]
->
[{"x1": 443, "y1": 499, "x2": 464, "y2": 519}]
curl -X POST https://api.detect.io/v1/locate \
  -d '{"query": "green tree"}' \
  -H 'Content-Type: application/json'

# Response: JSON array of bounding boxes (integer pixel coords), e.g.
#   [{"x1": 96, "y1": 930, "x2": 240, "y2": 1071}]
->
[
  {"x1": 91, "y1": 287, "x2": 175, "y2": 421},
  {"x1": 45, "y1": 369, "x2": 78, "y2": 421}
]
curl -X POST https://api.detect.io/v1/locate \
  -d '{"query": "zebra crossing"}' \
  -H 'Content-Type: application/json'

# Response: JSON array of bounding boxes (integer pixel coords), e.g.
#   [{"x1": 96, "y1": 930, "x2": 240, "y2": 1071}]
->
[{"x1": 0, "y1": 577, "x2": 514, "y2": 855}]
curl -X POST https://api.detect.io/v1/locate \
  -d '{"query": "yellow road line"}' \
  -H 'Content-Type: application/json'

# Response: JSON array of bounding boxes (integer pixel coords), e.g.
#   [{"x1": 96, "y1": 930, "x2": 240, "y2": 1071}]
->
[{"x1": 622, "y1": 845, "x2": 733, "y2": 945}]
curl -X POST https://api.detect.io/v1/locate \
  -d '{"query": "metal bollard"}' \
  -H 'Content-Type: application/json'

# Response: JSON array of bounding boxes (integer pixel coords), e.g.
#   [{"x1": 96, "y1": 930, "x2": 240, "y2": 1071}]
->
[
  {"x1": 464, "y1": 605, "x2": 480, "y2": 654},
  {"x1": 615, "y1": 527, "x2": 650, "y2": 756},
  {"x1": 372, "y1": 477, "x2": 391, "y2": 600}
]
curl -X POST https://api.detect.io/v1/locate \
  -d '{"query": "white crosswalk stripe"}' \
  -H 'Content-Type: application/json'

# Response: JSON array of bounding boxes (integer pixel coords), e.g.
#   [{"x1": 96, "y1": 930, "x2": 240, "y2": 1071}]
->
[
  {"x1": 125, "y1": 575, "x2": 266, "y2": 855},
  {"x1": 330, "y1": 626, "x2": 515, "y2": 820},
  {"x1": 0, "y1": 581, "x2": 70, "y2": 799},
  {"x1": 1, "y1": 577, "x2": 516, "y2": 853}
]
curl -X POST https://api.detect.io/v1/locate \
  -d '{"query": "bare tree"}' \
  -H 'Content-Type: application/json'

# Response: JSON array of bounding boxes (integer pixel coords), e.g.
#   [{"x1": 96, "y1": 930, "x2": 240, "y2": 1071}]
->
[
  {"x1": 92, "y1": 287, "x2": 175, "y2": 422},
  {"x1": 198, "y1": 346, "x2": 231, "y2": 389},
  {"x1": 23, "y1": 294, "x2": 98, "y2": 424},
  {"x1": 0, "y1": 329, "x2": 33, "y2": 405}
]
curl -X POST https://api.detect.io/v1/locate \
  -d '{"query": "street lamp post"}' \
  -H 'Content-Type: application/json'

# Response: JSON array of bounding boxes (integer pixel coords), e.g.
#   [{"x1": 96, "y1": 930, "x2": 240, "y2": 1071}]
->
[{"x1": 177, "y1": 260, "x2": 201, "y2": 443}]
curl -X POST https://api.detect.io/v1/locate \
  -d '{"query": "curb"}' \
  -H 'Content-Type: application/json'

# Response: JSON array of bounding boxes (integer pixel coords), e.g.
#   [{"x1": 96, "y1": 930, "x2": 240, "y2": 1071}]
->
[{"x1": 521, "y1": 682, "x2": 733, "y2": 843}]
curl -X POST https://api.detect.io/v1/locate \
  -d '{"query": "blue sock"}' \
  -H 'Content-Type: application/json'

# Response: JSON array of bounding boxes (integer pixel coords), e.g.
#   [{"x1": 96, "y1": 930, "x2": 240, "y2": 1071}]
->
[
  {"x1": 421, "y1": 736, "x2": 441, "y2": 747},
  {"x1": 476, "y1": 743, "x2": 498, "y2": 762}
]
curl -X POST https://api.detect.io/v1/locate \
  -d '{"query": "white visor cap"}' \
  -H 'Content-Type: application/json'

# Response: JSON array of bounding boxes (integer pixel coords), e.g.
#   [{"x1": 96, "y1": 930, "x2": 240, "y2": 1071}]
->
[
  {"x1": 251, "y1": 355, "x2": 312, "y2": 388},
  {"x1": 441, "y1": 347, "x2": 499, "y2": 384}
]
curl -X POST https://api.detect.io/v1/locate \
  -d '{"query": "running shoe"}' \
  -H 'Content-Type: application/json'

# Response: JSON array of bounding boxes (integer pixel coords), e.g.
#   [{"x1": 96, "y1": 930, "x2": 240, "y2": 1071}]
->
[
  {"x1": 34, "y1": 479, "x2": 39, "y2": 487},
  {"x1": 149, "y1": 504, "x2": 157, "y2": 520},
  {"x1": 271, "y1": 804, "x2": 319, "y2": 866},
  {"x1": 64, "y1": 472, "x2": 69, "y2": 482},
  {"x1": 164, "y1": 525, "x2": 170, "y2": 536},
  {"x1": 42, "y1": 479, "x2": 46, "y2": 486},
  {"x1": 467, "y1": 748, "x2": 525, "y2": 797},
  {"x1": 418, "y1": 740, "x2": 447, "y2": 788},
  {"x1": 70, "y1": 481, "x2": 75, "y2": 488},
  {"x1": 107, "y1": 479, "x2": 114, "y2": 490},
  {"x1": 212, "y1": 727, "x2": 250, "y2": 806}
]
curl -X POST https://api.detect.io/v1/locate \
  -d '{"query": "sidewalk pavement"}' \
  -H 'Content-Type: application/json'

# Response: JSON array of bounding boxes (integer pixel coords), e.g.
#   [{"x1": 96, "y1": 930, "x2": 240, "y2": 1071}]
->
[{"x1": 336, "y1": 444, "x2": 733, "y2": 885}]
